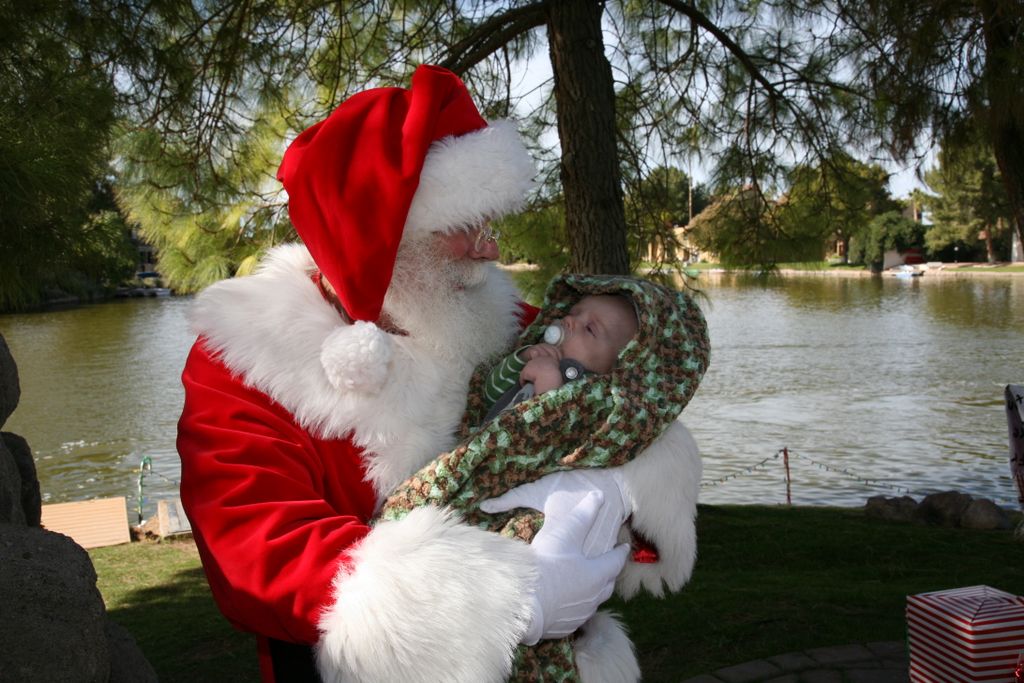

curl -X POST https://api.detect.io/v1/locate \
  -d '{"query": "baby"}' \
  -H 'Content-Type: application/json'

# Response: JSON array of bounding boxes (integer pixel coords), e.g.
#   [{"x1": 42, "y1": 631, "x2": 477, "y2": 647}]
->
[
  {"x1": 379, "y1": 274, "x2": 709, "y2": 681},
  {"x1": 482, "y1": 293, "x2": 639, "y2": 421}
]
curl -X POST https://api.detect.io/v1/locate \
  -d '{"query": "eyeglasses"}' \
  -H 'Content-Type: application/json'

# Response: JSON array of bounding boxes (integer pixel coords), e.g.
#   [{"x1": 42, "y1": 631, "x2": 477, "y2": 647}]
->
[{"x1": 474, "y1": 224, "x2": 501, "y2": 251}]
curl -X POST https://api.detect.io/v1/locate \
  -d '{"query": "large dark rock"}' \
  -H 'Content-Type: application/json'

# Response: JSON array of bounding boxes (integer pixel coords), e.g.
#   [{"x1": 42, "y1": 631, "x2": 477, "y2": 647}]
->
[
  {"x1": 960, "y1": 498, "x2": 1012, "y2": 531},
  {"x1": 0, "y1": 525, "x2": 110, "y2": 682},
  {"x1": 865, "y1": 495, "x2": 919, "y2": 522},
  {"x1": 0, "y1": 334, "x2": 156, "y2": 681},
  {"x1": 0, "y1": 333, "x2": 18, "y2": 427},
  {"x1": 106, "y1": 619, "x2": 159, "y2": 683},
  {"x1": 0, "y1": 437, "x2": 24, "y2": 525},
  {"x1": 2, "y1": 431, "x2": 41, "y2": 526},
  {"x1": 913, "y1": 490, "x2": 974, "y2": 527}
]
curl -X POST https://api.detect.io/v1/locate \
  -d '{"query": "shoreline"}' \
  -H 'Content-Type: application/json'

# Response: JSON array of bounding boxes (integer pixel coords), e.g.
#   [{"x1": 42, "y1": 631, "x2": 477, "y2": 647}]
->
[{"x1": 695, "y1": 265, "x2": 1024, "y2": 278}]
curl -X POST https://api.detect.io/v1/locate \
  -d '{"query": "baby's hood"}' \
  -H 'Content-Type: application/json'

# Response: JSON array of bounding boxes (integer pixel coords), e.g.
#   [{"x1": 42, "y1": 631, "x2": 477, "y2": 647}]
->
[{"x1": 461, "y1": 273, "x2": 710, "y2": 470}]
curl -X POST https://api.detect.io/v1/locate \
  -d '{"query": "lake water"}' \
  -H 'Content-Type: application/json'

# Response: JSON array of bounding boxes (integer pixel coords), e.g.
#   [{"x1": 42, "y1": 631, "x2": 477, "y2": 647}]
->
[{"x1": 1, "y1": 272, "x2": 1021, "y2": 521}]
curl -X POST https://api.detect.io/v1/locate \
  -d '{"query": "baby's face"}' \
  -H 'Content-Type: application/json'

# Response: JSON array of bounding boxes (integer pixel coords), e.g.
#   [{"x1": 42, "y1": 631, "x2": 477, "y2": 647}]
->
[{"x1": 557, "y1": 294, "x2": 638, "y2": 374}]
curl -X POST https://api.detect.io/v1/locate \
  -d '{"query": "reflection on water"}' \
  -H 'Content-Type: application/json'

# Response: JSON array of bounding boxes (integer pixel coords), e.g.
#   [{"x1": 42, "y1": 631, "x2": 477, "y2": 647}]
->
[
  {"x1": 0, "y1": 274, "x2": 1021, "y2": 517},
  {"x1": 688, "y1": 273, "x2": 1022, "y2": 507}
]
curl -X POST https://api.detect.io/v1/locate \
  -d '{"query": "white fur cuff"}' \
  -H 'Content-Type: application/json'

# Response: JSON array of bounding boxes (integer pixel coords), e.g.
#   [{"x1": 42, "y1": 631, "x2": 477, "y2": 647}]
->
[
  {"x1": 316, "y1": 506, "x2": 535, "y2": 683},
  {"x1": 320, "y1": 321, "x2": 393, "y2": 393},
  {"x1": 576, "y1": 611, "x2": 641, "y2": 683},
  {"x1": 616, "y1": 420, "x2": 702, "y2": 599}
]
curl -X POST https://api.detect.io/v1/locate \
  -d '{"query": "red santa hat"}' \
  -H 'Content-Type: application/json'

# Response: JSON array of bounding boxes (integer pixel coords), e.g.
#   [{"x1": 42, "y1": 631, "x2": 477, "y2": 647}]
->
[
  {"x1": 276, "y1": 65, "x2": 534, "y2": 392},
  {"x1": 277, "y1": 64, "x2": 534, "y2": 323}
]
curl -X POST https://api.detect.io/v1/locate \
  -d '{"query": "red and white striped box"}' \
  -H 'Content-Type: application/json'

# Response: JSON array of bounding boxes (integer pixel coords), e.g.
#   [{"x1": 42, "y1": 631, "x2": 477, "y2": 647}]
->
[{"x1": 907, "y1": 585, "x2": 1024, "y2": 682}]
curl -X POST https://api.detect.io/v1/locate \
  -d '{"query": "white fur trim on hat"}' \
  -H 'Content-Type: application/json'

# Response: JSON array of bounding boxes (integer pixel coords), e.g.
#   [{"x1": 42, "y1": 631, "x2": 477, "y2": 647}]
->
[
  {"x1": 575, "y1": 611, "x2": 641, "y2": 683},
  {"x1": 315, "y1": 505, "x2": 535, "y2": 683},
  {"x1": 320, "y1": 320, "x2": 393, "y2": 393},
  {"x1": 404, "y1": 120, "x2": 536, "y2": 235}
]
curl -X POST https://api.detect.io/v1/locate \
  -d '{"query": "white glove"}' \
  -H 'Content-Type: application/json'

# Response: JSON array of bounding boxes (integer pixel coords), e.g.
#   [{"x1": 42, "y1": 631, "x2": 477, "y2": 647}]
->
[
  {"x1": 501, "y1": 490, "x2": 630, "y2": 644},
  {"x1": 480, "y1": 469, "x2": 631, "y2": 557}
]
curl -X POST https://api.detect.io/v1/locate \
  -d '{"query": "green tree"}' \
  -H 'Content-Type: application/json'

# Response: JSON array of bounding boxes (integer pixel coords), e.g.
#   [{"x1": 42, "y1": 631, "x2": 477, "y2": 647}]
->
[
  {"x1": 780, "y1": 153, "x2": 898, "y2": 264},
  {"x1": 922, "y1": 131, "x2": 1012, "y2": 263},
  {"x1": 690, "y1": 153, "x2": 899, "y2": 267},
  {"x1": 103, "y1": 0, "x2": 868, "y2": 289},
  {"x1": 69, "y1": 0, "x2": 1019, "y2": 288},
  {"x1": 847, "y1": 210, "x2": 925, "y2": 269},
  {"x1": 624, "y1": 165, "x2": 709, "y2": 265},
  {"x1": 687, "y1": 186, "x2": 829, "y2": 266},
  {"x1": 0, "y1": 1, "x2": 132, "y2": 311},
  {"x1": 834, "y1": 0, "x2": 1024, "y2": 255}
]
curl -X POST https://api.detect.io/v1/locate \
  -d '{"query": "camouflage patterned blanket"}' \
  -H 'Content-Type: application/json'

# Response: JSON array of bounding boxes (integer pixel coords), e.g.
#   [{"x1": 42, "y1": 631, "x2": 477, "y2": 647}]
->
[{"x1": 378, "y1": 273, "x2": 710, "y2": 681}]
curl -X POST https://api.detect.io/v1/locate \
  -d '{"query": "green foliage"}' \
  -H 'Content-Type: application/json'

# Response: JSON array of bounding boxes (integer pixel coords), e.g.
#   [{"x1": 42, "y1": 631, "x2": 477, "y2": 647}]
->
[
  {"x1": 0, "y1": 1, "x2": 131, "y2": 311},
  {"x1": 115, "y1": 110, "x2": 294, "y2": 292},
  {"x1": 688, "y1": 152, "x2": 908, "y2": 269},
  {"x1": 836, "y1": 0, "x2": 1024, "y2": 251},
  {"x1": 623, "y1": 165, "x2": 710, "y2": 266},
  {"x1": 13, "y1": 0, "x2": 1010, "y2": 284},
  {"x1": 497, "y1": 200, "x2": 569, "y2": 304},
  {"x1": 687, "y1": 187, "x2": 825, "y2": 267},
  {"x1": 779, "y1": 152, "x2": 899, "y2": 264},
  {"x1": 922, "y1": 129, "x2": 1013, "y2": 261},
  {"x1": 847, "y1": 210, "x2": 924, "y2": 267}
]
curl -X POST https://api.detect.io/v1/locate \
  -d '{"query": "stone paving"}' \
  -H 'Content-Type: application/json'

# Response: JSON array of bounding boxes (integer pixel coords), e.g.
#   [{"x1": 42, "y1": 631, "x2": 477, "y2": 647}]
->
[{"x1": 680, "y1": 641, "x2": 909, "y2": 683}]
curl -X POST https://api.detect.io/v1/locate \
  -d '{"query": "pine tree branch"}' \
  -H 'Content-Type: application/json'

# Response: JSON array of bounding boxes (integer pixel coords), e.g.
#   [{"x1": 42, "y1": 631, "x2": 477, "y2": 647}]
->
[
  {"x1": 439, "y1": 2, "x2": 547, "y2": 75},
  {"x1": 654, "y1": 0, "x2": 777, "y2": 99}
]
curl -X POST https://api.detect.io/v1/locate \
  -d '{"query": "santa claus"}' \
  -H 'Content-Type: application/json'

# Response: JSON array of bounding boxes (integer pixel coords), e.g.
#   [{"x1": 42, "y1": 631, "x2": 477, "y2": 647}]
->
[{"x1": 177, "y1": 65, "x2": 701, "y2": 683}]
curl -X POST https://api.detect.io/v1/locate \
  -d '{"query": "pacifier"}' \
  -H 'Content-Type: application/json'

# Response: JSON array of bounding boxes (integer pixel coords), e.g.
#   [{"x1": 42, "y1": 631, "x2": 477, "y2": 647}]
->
[{"x1": 543, "y1": 321, "x2": 564, "y2": 346}]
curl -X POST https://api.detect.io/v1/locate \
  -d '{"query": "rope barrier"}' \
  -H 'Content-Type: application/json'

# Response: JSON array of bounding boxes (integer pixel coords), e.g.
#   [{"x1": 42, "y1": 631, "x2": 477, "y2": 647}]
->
[
  {"x1": 700, "y1": 450, "x2": 782, "y2": 489},
  {"x1": 700, "y1": 446, "x2": 930, "y2": 502},
  {"x1": 786, "y1": 449, "x2": 920, "y2": 496}
]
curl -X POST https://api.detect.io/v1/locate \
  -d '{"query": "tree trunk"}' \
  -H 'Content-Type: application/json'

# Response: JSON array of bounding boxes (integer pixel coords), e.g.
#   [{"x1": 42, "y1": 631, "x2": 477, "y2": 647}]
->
[
  {"x1": 545, "y1": 0, "x2": 630, "y2": 274},
  {"x1": 979, "y1": 0, "x2": 1024, "y2": 256}
]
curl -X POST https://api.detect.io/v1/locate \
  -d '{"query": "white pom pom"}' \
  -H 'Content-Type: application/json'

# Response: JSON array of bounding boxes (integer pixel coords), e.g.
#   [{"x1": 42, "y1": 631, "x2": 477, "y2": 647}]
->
[{"x1": 320, "y1": 321, "x2": 393, "y2": 393}]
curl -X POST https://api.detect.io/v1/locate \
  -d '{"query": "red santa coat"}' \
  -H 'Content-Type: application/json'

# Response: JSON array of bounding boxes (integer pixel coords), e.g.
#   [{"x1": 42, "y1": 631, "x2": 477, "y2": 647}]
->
[
  {"x1": 179, "y1": 340, "x2": 378, "y2": 645},
  {"x1": 177, "y1": 244, "x2": 703, "y2": 683}
]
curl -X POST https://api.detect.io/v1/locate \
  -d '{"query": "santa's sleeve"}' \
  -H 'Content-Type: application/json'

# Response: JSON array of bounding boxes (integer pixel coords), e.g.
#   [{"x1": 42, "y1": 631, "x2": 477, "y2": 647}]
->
[
  {"x1": 614, "y1": 419, "x2": 702, "y2": 599},
  {"x1": 178, "y1": 342, "x2": 536, "y2": 683}
]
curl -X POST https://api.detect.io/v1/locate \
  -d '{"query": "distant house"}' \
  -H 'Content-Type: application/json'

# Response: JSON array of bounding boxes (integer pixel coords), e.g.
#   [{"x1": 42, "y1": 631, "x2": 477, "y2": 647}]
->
[
  {"x1": 130, "y1": 228, "x2": 158, "y2": 276},
  {"x1": 881, "y1": 246, "x2": 925, "y2": 270},
  {"x1": 641, "y1": 223, "x2": 708, "y2": 264}
]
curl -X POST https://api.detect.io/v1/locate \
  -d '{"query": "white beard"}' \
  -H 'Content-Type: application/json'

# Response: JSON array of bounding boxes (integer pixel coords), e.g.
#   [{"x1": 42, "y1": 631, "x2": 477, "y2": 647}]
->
[{"x1": 383, "y1": 236, "x2": 517, "y2": 371}]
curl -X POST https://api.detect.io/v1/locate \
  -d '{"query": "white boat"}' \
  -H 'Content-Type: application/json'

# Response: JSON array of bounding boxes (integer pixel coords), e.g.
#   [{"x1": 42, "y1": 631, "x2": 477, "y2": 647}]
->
[{"x1": 891, "y1": 264, "x2": 924, "y2": 278}]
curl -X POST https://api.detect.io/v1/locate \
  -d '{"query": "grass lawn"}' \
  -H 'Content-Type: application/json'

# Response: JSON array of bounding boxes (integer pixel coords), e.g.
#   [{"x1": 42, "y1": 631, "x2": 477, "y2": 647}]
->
[{"x1": 89, "y1": 505, "x2": 1022, "y2": 682}]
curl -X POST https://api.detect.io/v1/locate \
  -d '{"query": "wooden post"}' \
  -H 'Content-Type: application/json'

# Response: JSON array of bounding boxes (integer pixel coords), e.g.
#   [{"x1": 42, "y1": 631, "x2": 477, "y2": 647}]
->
[{"x1": 783, "y1": 447, "x2": 792, "y2": 506}]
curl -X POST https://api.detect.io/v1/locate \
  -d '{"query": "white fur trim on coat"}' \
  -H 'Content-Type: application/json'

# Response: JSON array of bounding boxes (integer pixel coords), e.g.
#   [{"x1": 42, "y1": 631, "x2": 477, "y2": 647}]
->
[
  {"x1": 315, "y1": 505, "x2": 535, "y2": 683},
  {"x1": 615, "y1": 419, "x2": 702, "y2": 599},
  {"x1": 576, "y1": 611, "x2": 641, "y2": 683},
  {"x1": 189, "y1": 243, "x2": 521, "y2": 499},
  {"x1": 320, "y1": 321, "x2": 393, "y2": 393},
  {"x1": 405, "y1": 120, "x2": 536, "y2": 236}
]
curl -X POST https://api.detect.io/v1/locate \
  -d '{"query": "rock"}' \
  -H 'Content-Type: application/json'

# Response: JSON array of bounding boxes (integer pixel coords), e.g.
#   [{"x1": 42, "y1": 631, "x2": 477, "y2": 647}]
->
[
  {"x1": 106, "y1": 619, "x2": 159, "y2": 683},
  {"x1": 913, "y1": 490, "x2": 974, "y2": 527},
  {"x1": 960, "y1": 498, "x2": 1012, "y2": 530},
  {"x1": 2, "y1": 431, "x2": 41, "y2": 526},
  {"x1": 865, "y1": 495, "x2": 919, "y2": 522},
  {"x1": 0, "y1": 525, "x2": 110, "y2": 682},
  {"x1": 0, "y1": 437, "x2": 25, "y2": 525},
  {"x1": 0, "y1": 334, "x2": 18, "y2": 428}
]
